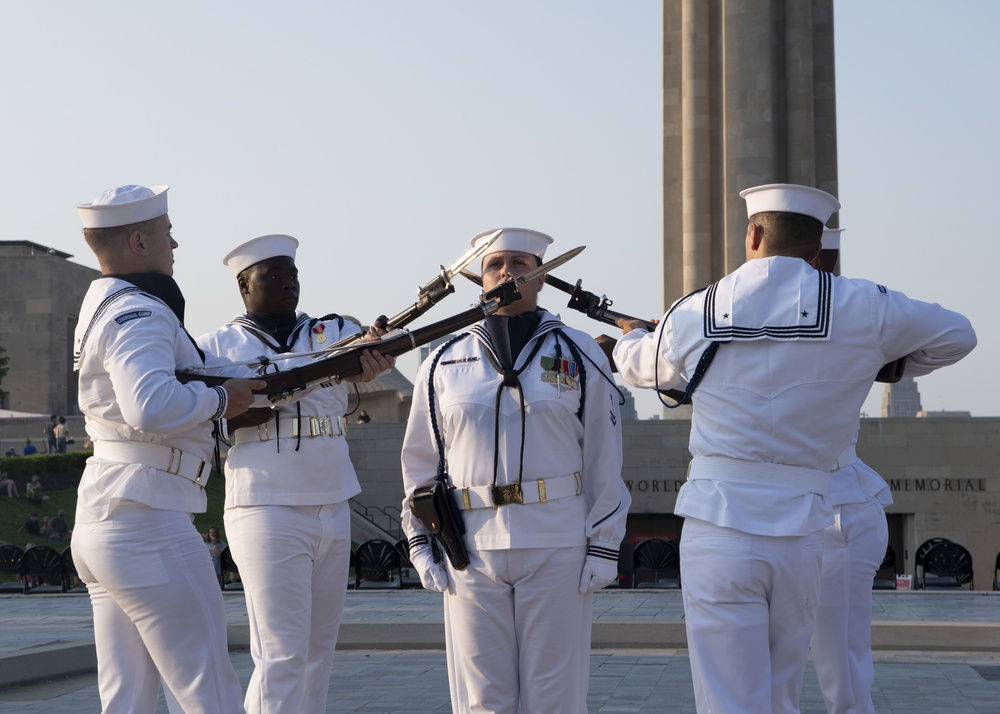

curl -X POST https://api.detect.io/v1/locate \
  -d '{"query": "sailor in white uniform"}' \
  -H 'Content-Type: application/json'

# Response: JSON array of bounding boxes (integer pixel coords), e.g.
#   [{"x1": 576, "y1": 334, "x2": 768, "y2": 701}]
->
[
  {"x1": 72, "y1": 184, "x2": 261, "y2": 713},
  {"x1": 809, "y1": 228, "x2": 893, "y2": 714},
  {"x1": 613, "y1": 185, "x2": 976, "y2": 714},
  {"x1": 401, "y1": 228, "x2": 630, "y2": 714},
  {"x1": 197, "y1": 234, "x2": 392, "y2": 714}
]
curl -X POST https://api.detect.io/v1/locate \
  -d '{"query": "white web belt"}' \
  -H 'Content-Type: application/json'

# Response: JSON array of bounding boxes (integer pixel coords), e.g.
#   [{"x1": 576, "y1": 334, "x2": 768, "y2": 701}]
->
[
  {"x1": 93, "y1": 441, "x2": 209, "y2": 488},
  {"x1": 687, "y1": 456, "x2": 828, "y2": 496},
  {"x1": 456, "y1": 472, "x2": 583, "y2": 510}
]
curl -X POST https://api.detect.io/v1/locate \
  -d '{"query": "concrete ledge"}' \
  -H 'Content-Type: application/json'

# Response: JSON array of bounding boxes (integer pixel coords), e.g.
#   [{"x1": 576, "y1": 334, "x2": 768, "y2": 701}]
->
[
  {"x1": 0, "y1": 642, "x2": 97, "y2": 689},
  {"x1": 229, "y1": 622, "x2": 444, "y2": 650},
  {"x1": 4, "y1": 620, "x2": 998, "y2": 692},
  {"x1": 232, "y1": 622, "x2": 689, "y2": 652},
  {"x1": 337, "y1": 622, "x2": 445, "y2": 650},
  {"x1": 278, "y1": 619, "x2": 1000, "y2": 653},
  {"x1": 871, "y1": 621, "x2": 1000, "y2": 652},
  {"x1": 593, "y1": 621, "x2": 689, "y2": 649}
]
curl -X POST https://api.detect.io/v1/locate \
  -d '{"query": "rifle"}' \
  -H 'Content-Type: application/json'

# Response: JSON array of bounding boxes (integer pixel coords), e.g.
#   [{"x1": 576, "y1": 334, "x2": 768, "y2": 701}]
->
[{"x1": 178, "y1": 246, "x2": 585, "y2": 404}]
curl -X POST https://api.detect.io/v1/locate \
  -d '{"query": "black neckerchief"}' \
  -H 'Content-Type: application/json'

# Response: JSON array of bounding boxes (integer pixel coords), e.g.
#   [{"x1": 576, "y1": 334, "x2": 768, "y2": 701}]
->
[
  {"x1": 106, "y1": 272, "x2": 204, "y2": 362},
  {"x1": 244, "y1": 311, "x2": 300, "y2": 349},
  {"x1": 106, "y1": 272, "x2": 188, "y2": 324},
  {"x1": 484, "y1": 309, "x2": 543, "y2": 369},
  {"x1": 481, "y1": 309, "x2": 546, "y2": 506}
]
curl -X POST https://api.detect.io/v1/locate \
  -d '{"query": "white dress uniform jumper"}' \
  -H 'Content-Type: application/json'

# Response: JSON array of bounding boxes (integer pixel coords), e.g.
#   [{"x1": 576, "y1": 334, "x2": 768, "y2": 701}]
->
[
  {"x1": 73, "y1": 276, "x2": 245, "y2": 713},
  {"x1": 613, "y1": 184, "x2": 976, "y2": 714},
  {"x1": 401, "y1": 308, "x2": 630, "y2": 714},
  {"x1": 199, "y1": 309, "x2": 361, "y2": 711}
]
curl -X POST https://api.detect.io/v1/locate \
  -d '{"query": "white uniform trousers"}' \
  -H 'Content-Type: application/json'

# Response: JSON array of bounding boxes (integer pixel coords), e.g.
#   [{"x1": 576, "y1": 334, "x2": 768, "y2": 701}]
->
[
  {"x1": 680, "y1": 517, "x2": 825, "y2": 714},
  {"x1": 810, "y1": 499, "x2": 888, "y2": 714},
  {"x1": 72, "y1": 501, "x2": 244, "y2": 714},
  {"x1": 225, "y1": 502, "x2": 351, "y2": 714},
  {"x1": 444, "y1": 545, "x2": 590, "y2": 714}
]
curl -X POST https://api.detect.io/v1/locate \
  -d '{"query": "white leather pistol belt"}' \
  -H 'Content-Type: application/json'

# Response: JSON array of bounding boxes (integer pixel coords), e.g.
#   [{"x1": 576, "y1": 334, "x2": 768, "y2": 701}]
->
[
  {"x1": 94, "y1": 441, "x2": 209, "y2": 487},
  {"x1": 687, "y1": 456, "x2": 828, "y2": 496},
  {"x1": 456, "y1": 472, "x2": 583, "y2": 510},
  {"x1": 830, "y1": 444, "x2": 858, "y2": 471},
  {"x1": 234, "y1": 415, "x2": 345, "y2": 445}
]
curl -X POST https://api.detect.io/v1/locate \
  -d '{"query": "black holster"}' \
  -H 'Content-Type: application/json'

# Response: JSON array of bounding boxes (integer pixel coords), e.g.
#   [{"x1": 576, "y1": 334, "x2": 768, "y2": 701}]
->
[{"x1": 410, "y1": 479, "x2": 470, "y2": 571}]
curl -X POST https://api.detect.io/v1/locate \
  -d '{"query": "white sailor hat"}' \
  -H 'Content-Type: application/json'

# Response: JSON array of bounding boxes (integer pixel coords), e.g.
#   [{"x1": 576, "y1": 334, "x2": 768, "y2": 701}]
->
[
  {"x1": 739, "y1": 183, "x2": 840, "y2": 224},
  {"x1": 471, "y1": 227, "x2": 553, "y2": 261},
  {"x1": 822, "y1": 227, "x2": 844, "y2": 250},
  {"x1": 76, "y1": 184, "x2": 169, "y2": 229},
  {"x1": 223, "y1": 234, "x2": 299, "y2": 276}
]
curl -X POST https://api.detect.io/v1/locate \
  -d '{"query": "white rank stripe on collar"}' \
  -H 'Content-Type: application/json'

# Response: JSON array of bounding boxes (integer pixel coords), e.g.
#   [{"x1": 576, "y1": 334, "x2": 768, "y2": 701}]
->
[
  {"x1": 231, "y1": 313, "x2": 313, "y2": 352},
  {"x1": 468, "y1": 313, "x2": 564, "y2": 365},
  {"x1": 703, "y1": 261, "x2": 833, "y2": 342}
]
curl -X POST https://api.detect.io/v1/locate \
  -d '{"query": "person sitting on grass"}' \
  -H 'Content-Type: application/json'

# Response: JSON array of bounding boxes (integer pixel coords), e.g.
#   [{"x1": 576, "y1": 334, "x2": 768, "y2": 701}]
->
[
  {"x1": 26, "y1": 475, "x2": 50, "y2": 504},
  {"x1": 50, "y1": 510, "x2": 71, "y2": 541},
  {"x1": 0, "y1": 471, "x2": 18, "y2": 498},
  {"x1": 18, "y1": 512, "x2": 41, "y2": 536}
]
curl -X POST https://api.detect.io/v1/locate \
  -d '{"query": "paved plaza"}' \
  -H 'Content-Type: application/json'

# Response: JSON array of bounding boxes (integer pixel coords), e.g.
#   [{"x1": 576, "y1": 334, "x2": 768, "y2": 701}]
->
[{"x1": 1, "y1": 590, "x2": 999, "y2": 712}]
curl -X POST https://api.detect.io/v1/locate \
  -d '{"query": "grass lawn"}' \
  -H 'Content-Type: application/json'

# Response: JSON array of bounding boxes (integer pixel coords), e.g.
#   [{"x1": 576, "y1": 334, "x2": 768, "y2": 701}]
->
[{"x1": 0, "y1": 470, "x2": 229, "y2": 582}]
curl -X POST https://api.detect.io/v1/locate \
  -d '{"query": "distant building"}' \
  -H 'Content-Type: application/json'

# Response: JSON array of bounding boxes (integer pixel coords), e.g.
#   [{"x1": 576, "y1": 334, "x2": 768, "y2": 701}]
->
[
  {"x1": 618, "y1": 384, "x2": 638, "y2": 421},
  {"x1": 881, "y1": 377, "x2": 923, "y2": 418},
  {"x1": 0, "y1": 241, "x2": 99, "y2": 415},
  {"x1": 917, "y1": 410, "x2": 972, "y2": 419}
]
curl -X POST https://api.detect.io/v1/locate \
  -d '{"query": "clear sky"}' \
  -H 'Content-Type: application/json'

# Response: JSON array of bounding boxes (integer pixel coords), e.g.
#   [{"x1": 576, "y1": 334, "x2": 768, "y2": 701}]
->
[{"x1": 1, "y1": 1, "x2": 994, "y2": 418}]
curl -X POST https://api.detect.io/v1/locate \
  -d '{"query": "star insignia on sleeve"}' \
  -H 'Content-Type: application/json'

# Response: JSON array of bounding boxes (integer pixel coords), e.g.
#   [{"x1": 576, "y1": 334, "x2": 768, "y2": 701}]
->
[
  {"x1": 722, "y1": 313, "x2": 729, "y2": 319},
  {"x1": 801, "y1": 310, "x2": 809, "y2": 317}
]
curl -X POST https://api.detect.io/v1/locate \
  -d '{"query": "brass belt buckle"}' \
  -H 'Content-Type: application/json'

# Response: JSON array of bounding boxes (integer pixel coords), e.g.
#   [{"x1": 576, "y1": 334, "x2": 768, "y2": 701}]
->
[{"x1": 492, "y1": 483, "x2": 523, "y2": 507}]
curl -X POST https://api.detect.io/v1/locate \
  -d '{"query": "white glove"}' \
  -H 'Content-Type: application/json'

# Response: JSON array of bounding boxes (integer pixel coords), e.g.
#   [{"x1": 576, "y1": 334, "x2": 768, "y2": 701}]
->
[
  {"x1": 409, "y1": 545, "x2": 450, "y2": 593},
  {"x1": 578, "y1": 553, "x2": 619, "y2": 594}
]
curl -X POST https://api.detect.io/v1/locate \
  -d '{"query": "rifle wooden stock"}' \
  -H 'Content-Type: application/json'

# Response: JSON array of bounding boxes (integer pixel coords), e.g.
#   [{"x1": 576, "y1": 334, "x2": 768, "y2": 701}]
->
[{"x1": 177, "y1": 301, "x2": 497, "y2": 401}]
